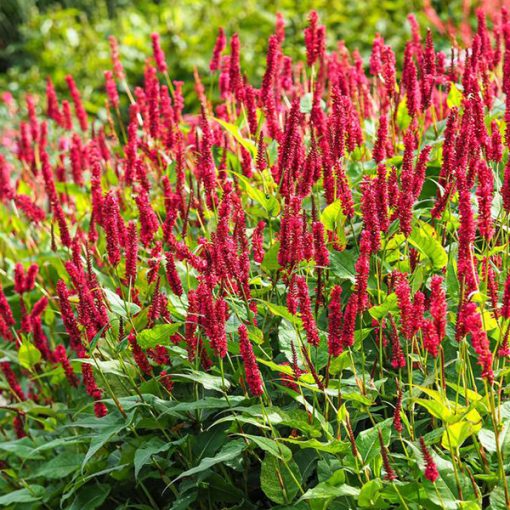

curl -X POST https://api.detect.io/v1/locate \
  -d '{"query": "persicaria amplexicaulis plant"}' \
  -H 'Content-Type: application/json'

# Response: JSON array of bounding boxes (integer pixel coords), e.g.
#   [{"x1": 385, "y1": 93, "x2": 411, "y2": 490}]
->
[{"x1": 2, "y1": 7, "x2": 510, "y2": 509}]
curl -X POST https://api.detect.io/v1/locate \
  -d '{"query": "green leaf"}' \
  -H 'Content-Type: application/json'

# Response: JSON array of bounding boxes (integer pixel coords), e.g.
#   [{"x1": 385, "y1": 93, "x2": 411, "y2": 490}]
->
[
  {"x1": 415, "y1": 398, "x2": 453, "y2": 422},
  {"x1": 447, "y1": 84, "x2": 463, "y2": 109},
  {"x1": 214, "y1": 117, "x2": 256, "y2": 156},
  {"x1": 32, "y1": 451, "x2": 84, "y2": 479},
  {"x1": 368, "y1": 293, "x2": 398, "y2": 320},
  {"x1": 281, "y1": 438, "x2": 349, "y2": 454},
  {"x1": 170, "y1": 494, "x2": 197, "y2": 510},
  {"x1": 32, "y1": 436, "x2": 86, "y2": 453},
  {"x1": 356, "y1": 419, "x2": 392, "y2": 465},
  {"x1": 257, "y1": 358, "x2": 294, "y2": 375},
  {"x1": 74, "y1": 358, "x2": 129, "y2": 378},
  {"x1": 320, "y1": 200, "x2": 347, "y2": 232},
  {"x1": 478, "y1": 429, "x2": 497, "y2": 453},
  {"x1": 0, "y1": 438, "x2": 42, "y2": 460},
  {"x1": 155, "y1": 396, "x2": 245, "y2": 417},
  {"x1": 239, "y1": 434, "x2": 292, "y2": 461},
  {"x1": 134, "y1": 437, "x2": 172, "y2": 479},
  {"x1": 136, "y1": 323, "x2": 181, "y2": 349},
  {"x1": 358, "y1": 479, "x2": 383, "y2": 508},
  {"x1": 490, "y1": 481, "x2": 510, "y2": 510},
  {"x1": 265, "y1": 302, "x2": 300, "y2": 324},
  {"x1": 260, "y1": 453, "x2": 301, "y2": 505},
  {"x1": 234, "y1": 172, "x2": 280, "y2": 217},
  {"x1": 68, "y1": 484, "x2": 111, "y2": 510},
  {"x1": 409, "y1": 222, "x2": 447, "y2": 270},
  {"x1": 103, "y1": 288, "x2": 141, "y2": 317},
  {"x1": 81, "y1": 412, "x2": 136, "y2": 469},
  {"x1": 261, "y1": 242, "x2": 281, "y2": 272},
  {"x1": 278, "y1": 319, "x2": 304, "y2": 365},
  {"x1": 0, "y1": 486, "x2": 45, "y2": 505},
  {"x1": 330, "y1": 249, "x2": 357, "y2": 282},
  {"x1": 18, "y1": 340, "x2": 41, "y2": 369},
  {"x1": 299, "y1": 482, "x2": 360, "y2": 501},
  {"x1": 174, "y1": 370, "x2": 230, "y2": 391},
  {"x1": 396, "y1": 99, "x2": 411, "y2": 130},
  {"x1": 172, "y1": 439, "x2": 246, "y2": 483}
]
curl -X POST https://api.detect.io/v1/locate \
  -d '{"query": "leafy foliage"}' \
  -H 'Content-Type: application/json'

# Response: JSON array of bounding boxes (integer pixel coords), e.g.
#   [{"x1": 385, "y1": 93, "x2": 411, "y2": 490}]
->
[{"x1": 1, "y1": 4, "x2": 510, "y2": 510}]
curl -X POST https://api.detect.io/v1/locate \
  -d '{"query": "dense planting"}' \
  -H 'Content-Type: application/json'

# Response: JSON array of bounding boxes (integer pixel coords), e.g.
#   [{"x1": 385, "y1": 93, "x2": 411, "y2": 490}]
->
[{"x1": 1, "y1": 8, "x2": 510, "y2": 509}]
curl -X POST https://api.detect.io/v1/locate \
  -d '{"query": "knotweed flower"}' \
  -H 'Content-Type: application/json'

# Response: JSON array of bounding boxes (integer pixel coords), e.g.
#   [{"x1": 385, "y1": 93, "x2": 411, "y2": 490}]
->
[
  {"x1": 501, "y1": 273, "x2": 510, "y2": 319},
  {"x1": 210, "y1": 27, "x2": 226, "y2": 72},
  {"x1": 422, "y1": 319, "x2": 441, "y2": 357},
  {"x1": 378, "y1": 429, "x2": 397, "y2": 481},
  {"x1": 395, "y1": 274, "x2": 414, "y2": 340},
  {"x1": 0, "y1": 283, "x2": 14, "y2": 326},
  {"x1": 103, "y1": 192, "x2": 122, "y2": 266},
  {"x1": 108, "y1": 35, "x2": 125, "y2": 80},
  {"x1": 229, "y1": 34, "x2": 242, "y2": 99},
  {"x1": 54, "y1": 345, "x2": 79, "y2": 387},
  {"x1": 56, "y1": 280, "x2": 85, "y2": 357},
  {"x1": 354, "y1": 231, "x2": 371, "y2": 310},
  {"x1": 160, "y1": 370, "x2": 174, "y2": 392},
  {"x1": 238, "y1": 324, "x2": 264, "y2": 397},
  {"x1": 252, "y1": 221, "x2": 266, "y2": 263},
  {"x1": 373, "y1": 115, "x2": 388, "y2": 163},
  {"x1": 296, "y1": 276, "x2": 320, "y2": 346},
  {"x1": 420, "y1": 437, "x2": 439, "y2": 482},
  {"x1": 151, "y1": 33, "x2": 167, "y2": 73},
  {"x1": 165, "y1": 251, "x2": 183, "y2": 296},
  {"x1": 430, "y1": 275, "x2": 447, "y2": 340},
  {"x1": 390, "y1": 318, "x2": 406, "y2": 369},
  {"x1": 104, "y1": 71, "x2": 119, "y2": 110},
  {"x1": 13, "y1": 413, "x2": 26, "y2": 439},
  {"x1": 1, "y1": 362, "x2": 25, "y2": 400},
  {"x1": 328, "y1": 285, "x2": 343, "y2": 356},
  {"x1": 393, "y1": 389, "x2": 403, "y2": 433},
  {"x1": 341, "y1": 294, "x2": 358, "y2": 350},
  {"x1": 128, "y1": 332, "x2": 152, "y2": 376},
  {"x1": 312, "y1": 221, "x2": 329, "y2": 267},
  {"x1": 46, "y1": 78, "x2": 61, "y2": 124},
  {"x1": 65, "y1": 75, "x2": 88, "y2": 132}
]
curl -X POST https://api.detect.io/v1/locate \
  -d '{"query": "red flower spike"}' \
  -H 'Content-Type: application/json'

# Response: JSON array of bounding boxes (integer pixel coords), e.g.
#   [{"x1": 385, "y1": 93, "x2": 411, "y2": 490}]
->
[
  {"x1": 1, "y1": 362, "x2": 26, "y2": 401},
  {"x1": 328, "y1": 285, "x2": 343, "y2": 356},
  {"x1": 151, "y1": 33, "x2": 167, "y2": 73},
  {"x1": 252, "y1": 221, "x2": 266, "y2": 263},
  {"x1": 65, "y1": 75, "x2": 88, "y2": 132},
  {"x1": 312, "y1": 221, "x2": 329, "y2": 267},
  {"x1": 108, "y1": 35, "x2": 125, "y2": 80},
  {"x1": 128, "y1": 332, "x2": 153, "y2": 376},
  {"x1": 296, "y1": 276, "x2": 320, "y2": 347},
  {"x1": 420, "y1": 437, "x2": 439, "y2": 483},
  {"x1": 210, "y1": 27, "x2": 226, "y2": 72},
  {"x1": 54, "y1": 345, "x2": 79, "y2": 387},
  {"x1": 238, "y1": 324, "x2": 264, "y2": 397},
  {"x1": 165, "y1": 251, "x2": 183, "y2": 296},
  {"x1": 104, "y1": 71, "x2": 119, "y2": 110},
  {"x1": 430, "y1": 275, "x2": 447, "y2": 340},
  {"x1": 393, "y1": 389, "x2": 403, "y2": 433},
  {"x1": 378, "y1": 429, "x2": 397, "y2": 481}
]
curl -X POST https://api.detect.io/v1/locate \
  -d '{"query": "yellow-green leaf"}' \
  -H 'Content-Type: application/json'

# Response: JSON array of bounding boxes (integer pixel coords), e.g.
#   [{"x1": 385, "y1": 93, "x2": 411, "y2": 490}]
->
[{"x1": 19, "y1": 341, "x2": 42, "y2": 369}]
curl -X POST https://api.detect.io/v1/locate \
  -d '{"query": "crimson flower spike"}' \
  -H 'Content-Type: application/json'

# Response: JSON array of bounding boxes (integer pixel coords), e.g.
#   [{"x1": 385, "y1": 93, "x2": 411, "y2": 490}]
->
[
  {"x1": 210, "y1": 27, "x2": 226, "y2": 72},
  {"x1": 420, "y1": 437, "x2": 439, "y2": 483},
  {"x1": 151, "y1": 33, "x2": 167, "y2": 74},
  {"x1": 327, "y1": 285, "x2": 343, "y2": 357},
  {"x1": 238, "y1": 324, "x2": 264, "y2": 397},
  {"x1": 65, "y1": 75, "x2": 88, "y2": 132},
  {"x1": 378, "y1": 429, "x2": 397, "y2": 481}
]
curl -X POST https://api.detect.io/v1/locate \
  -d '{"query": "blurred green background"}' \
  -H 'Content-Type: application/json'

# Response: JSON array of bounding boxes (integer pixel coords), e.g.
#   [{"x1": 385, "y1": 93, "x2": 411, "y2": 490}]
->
[{"x1": 0, "y1": 0, "x2": 478, "y2": 102}]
